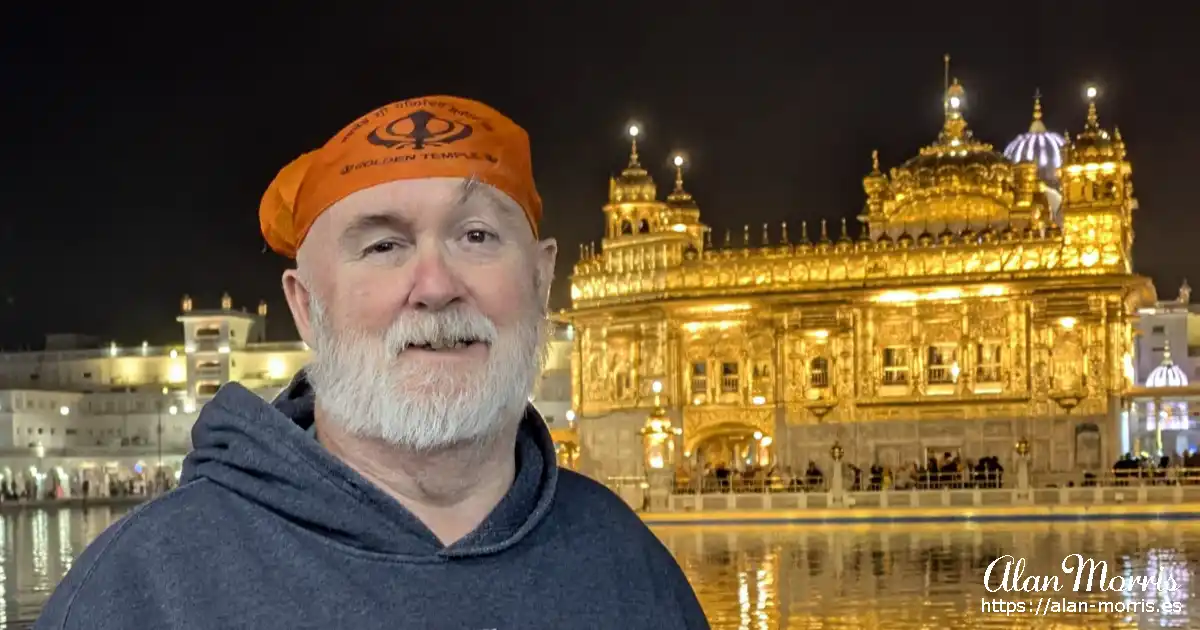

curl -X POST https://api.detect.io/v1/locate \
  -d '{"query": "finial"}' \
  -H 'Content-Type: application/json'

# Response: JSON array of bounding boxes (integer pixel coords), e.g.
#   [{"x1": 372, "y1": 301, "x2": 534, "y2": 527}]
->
[
  {"x1": 941, "y1": 75, "x2": 968, "y2": 143},
  {"x1": 672, "y1": 154, "x2": 685, "y2": 192},
  {"x1": 1164, "y1": 339, "x2": 1173, "y2": 363},
  {"x1": 840, "y1": 217, "x2": 849, "y2": 238},
  {"x1": 800, "y1": 221, "x2": 810, "y2": 244},
  {"x1": 1084, "y1": 86, "x2": 1100, "y2": 130},
  {"x1": 762, "y1": 223, "x2": 769, "y2": 246},
  {"x1": 1114, "y1": 127, "x2": 1123, "y2": 142},
  {"x1": 220, "y1": 292, "x2": 232, "y2": 311},
  {"x1": 704, "y1": 227, "x2": 713, "y2": 249},
  {"x1": 871, "y1": 149, "x2": 880, "y2": 173},
  {"x1": 723, "y1": 228, "x2": 731, "y2": 248},
  {"x1": 579, "y1": 243, "x2": 586, "y2": 259},
  {"x1": 627, "y1": 124, "x2": 641, "y2": 167},
  {"x1": 781, "y1": 221, "x2": 789, "y2": 244},
  {"x1": 819, "y1": 219, "x2": 830, "y2": 243},
  {"x1": 181, "y1": 294, "x2": 193, "y2": 313},
  {"x1": 743, "y1": 224, "x2": 750, "y2": 247},
  {"x1": 1028, "y1": 89, "x2": 1047, "y2": 133}
]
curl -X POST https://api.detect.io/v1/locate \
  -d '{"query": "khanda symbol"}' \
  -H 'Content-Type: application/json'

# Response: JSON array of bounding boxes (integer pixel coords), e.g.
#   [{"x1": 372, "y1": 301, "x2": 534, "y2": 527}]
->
[{"x1": 368, "y1": 110, "x2": 474, "y2": 150}]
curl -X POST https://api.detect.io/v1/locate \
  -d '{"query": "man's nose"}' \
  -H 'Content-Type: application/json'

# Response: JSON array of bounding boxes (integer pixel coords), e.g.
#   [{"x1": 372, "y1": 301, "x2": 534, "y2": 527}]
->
[{"x1": 406, "y1": 243, "x2": 466, "y2": 310}]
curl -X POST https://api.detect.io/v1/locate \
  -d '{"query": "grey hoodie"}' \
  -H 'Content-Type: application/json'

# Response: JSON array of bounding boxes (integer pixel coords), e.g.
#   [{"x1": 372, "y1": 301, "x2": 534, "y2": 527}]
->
[{"x1": 35, "y1": 376, "x2": 709, "y2": 629}]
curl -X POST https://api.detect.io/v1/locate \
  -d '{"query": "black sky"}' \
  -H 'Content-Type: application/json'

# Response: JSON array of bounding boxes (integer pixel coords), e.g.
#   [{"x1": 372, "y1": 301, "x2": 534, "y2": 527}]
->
[{"x1": 1, "y1": 2, "x2": 1196, "y2": 349}]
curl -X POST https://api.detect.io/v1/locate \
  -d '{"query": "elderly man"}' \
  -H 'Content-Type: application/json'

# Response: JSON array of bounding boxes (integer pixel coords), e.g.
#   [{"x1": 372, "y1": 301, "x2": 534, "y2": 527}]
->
[{"x1": 36, "y1": 96, "x2": 709, "y2": 629}]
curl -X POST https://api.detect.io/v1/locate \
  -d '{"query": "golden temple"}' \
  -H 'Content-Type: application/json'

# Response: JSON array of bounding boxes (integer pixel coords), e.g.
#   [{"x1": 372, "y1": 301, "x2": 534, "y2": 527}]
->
[{"x1": 563, "y1": 61, "x2": 1155, "y2": 483}]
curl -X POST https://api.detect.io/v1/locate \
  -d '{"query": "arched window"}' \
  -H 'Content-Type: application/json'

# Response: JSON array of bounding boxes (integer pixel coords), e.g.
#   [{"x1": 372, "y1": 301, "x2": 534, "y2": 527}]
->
[
  {"x1": 638, "y1": 219, "x2": 650, "y2": 233},
  {"x1": 620, "y1": 221, "x2": 633, "y2": 235},
  {"x1": 809, "y1": 357, "x2": 829, "y2": 388}
]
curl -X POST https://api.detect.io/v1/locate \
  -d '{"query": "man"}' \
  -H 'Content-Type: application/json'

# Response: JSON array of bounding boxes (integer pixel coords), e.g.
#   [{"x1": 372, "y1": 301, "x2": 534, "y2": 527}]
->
[{"x1": 36, "y1": 96, "x2": 709, "y2": 629}]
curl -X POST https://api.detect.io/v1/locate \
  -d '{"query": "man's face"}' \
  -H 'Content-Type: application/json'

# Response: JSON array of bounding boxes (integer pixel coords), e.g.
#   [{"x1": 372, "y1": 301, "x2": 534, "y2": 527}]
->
[{"x1": 282, "y1": 177, "x2": 557, "y2": 451}]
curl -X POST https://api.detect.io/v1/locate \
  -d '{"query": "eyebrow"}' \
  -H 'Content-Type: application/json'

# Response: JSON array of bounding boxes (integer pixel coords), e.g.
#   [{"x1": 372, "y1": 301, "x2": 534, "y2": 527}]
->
[
  {"x1": 337, "y1": 213, "x2": 412, "y2": 250},
  {"x1": 457, "y1": 175, "x2": 524, "y2": 223},
  {"x1": 336, "y1": 178, "x2": 524, "y2": 250}
]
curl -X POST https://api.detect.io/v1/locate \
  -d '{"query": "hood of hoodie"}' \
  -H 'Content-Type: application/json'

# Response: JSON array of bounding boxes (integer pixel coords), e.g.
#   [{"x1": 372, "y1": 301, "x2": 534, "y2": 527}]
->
[{"x1": 179, "y1": 372, "x2": 559, "y2": 561}]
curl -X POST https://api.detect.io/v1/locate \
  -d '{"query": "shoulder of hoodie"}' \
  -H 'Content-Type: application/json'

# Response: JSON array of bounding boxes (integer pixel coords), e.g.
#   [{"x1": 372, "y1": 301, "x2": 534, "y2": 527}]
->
[
  {"x1": 550, "y1": 469, "x2": 675, "y2": 560},
  {"x1": 34, "y1": 479, "x2": 230, "y2": 629},
  {"x1": 549, "y1": 471, "x2": 708, "y2": 626}
]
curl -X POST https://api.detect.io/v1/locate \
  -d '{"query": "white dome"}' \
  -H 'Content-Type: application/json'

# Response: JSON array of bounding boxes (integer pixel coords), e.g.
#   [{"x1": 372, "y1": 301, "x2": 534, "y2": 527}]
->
[
  {"x1": 1146, "y1": 354, "x2": 1189, "y2": 388},
  {"x1": 1004, "y1": 96, "x2": 1066, "y2": 184},
  {"x1": 1005, "y1": 130, "x2": 1065, "y2": 168}
]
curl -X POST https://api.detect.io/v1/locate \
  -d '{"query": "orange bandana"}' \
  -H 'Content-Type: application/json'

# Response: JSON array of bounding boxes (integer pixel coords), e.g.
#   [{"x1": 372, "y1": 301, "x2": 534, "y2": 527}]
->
[{"x1": 259, "y1": 96, "x2": 542, "y2": 258}]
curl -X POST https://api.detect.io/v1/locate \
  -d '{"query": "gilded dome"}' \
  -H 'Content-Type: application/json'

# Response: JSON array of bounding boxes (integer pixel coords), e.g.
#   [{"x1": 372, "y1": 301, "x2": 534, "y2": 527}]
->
[
  {"x1": 1065, "y1": 89, "x2": 1126, "y2": 164},
  {"x1": 887, "y1": 79, "x2": 1014, "y2": 218},
  {"x1": 609, "y1": 128, "x2": 658, "y2": 204}
]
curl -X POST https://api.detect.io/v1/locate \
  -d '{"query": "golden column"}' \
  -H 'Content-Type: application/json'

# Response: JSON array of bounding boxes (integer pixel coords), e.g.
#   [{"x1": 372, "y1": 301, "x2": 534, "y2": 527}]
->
[{"x1": 640, "y1": 380, "x2": 681, "y2": 471}]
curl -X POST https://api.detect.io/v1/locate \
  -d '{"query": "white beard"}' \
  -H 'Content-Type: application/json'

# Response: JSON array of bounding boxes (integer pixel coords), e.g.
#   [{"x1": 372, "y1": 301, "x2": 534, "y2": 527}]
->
[{"x1": 304, "y1": 295, "x2": 547, "y2": 452}]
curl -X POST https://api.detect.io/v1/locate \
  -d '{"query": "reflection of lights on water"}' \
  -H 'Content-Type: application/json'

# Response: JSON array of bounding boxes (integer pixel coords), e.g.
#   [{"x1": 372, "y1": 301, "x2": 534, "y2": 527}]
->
[
  {"x1": 736, "y1": 551, "x2": 776, "y2": 630},
  {"x1": 32, "y1": 510, "x2": 50, "y2": 588},
  {"x1": 1123, "y1": 547, "x2": 1189, "y2": 621},
  {"x1": 58, "y1": 507, "x2": 74, "y2": 574},
  {"x1": 738, "y1": 569, "x2": 751, "y2": 628}
]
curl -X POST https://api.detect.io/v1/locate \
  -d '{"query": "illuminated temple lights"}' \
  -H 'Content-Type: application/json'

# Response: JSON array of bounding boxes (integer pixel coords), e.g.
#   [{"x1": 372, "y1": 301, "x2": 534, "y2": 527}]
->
[{"x1": 566, "y1": 56, "x2": 1153, "y2": 476}]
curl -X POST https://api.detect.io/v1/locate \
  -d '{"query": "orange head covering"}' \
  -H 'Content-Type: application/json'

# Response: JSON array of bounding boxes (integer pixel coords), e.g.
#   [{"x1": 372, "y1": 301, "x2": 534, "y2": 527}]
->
[{"x1": 259, "y1": 96, "x2": 542, "y2": 258}]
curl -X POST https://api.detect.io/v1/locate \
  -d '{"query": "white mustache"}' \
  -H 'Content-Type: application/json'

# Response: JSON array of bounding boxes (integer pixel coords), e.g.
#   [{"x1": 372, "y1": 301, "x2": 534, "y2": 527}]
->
[{"x1": 382, "y1": 307, "x2": 498, "y2": 352}]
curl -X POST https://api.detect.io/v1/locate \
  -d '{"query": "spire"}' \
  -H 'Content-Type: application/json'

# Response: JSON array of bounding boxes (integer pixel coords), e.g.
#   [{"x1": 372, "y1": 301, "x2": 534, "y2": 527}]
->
[
  {"x1": 1084, "y1": 86, "x2": 1100, "y2": 131},
  {"x1": 1029, "y1": 89, "x2": 1047, "y2": 133},
  {"x1": 627, "y1": 124, "x2": 641, "y2": 168},
  {"x1": 940, "y1": 78, "x2": 969, "y2": 144},
  {"x1": 666, "y1": 154, "x2": 695, "y2": 206},
  {"x1": 610, "y1": 123, "x2": 656, "y2": 203},
  {"x1": 838, "y1": 217, "x2": 853, "y2": 246}
]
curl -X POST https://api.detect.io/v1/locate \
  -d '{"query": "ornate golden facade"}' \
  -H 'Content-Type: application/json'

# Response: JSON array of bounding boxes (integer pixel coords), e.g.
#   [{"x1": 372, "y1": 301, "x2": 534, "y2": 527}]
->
[{"x1": 565, "y1": 71, "x2": 1155, "y2": 479}]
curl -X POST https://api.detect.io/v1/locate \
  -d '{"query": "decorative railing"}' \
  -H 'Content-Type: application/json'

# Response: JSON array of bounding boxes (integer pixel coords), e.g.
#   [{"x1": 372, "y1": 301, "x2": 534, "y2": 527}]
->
[{"x1": 570, "y1": 235, "x2": 1125, "y2": 308}]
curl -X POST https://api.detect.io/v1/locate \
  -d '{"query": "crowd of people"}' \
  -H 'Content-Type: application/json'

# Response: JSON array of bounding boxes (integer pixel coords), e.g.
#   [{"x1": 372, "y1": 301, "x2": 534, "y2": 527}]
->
[{"x1": 676, "y1": 452, "x2": 1006, "y2": 494}]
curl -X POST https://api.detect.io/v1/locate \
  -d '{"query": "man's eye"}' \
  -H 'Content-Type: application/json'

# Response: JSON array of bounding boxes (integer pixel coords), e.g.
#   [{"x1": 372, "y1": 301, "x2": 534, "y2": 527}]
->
[
  {"x1": 366, "y1": 241, "x2": 399, "y2": 255},
  {"x1": 465, "y1": 230, "x2": 496, "y2": 244}
]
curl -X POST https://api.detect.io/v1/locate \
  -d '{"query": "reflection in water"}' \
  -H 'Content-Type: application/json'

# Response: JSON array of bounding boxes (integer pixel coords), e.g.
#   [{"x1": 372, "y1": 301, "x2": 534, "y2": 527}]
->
[
  {"x1": 0, "y1": 506, "x2": 129, "y2": 627},
  {"x1": 0, "y1": 508, "x2": 1195, "y2": 628},
  {"x1": 655, "y1": 522, "x2": 1196, "y2": 629}
]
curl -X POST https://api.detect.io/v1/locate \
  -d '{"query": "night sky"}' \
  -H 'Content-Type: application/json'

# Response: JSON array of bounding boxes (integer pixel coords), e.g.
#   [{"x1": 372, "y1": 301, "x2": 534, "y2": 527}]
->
[{"x1": 2, "y1": 2, "x2": 1195, "y2": 349}]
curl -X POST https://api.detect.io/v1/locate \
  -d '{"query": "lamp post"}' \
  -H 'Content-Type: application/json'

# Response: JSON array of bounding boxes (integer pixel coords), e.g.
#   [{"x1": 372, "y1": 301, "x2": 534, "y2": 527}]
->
[{"x1": 639, "y1": 381, "x2": 681, "y2": 511}]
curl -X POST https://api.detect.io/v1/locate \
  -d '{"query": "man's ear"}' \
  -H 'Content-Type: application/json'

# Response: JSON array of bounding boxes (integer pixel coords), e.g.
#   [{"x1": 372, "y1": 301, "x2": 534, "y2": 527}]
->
[
  {"x1": 282, "y1": 268, "x2": 316, "y2": 347},
  {"x1": 534, "y1": 237, "x2": 558, "y2": 309}
]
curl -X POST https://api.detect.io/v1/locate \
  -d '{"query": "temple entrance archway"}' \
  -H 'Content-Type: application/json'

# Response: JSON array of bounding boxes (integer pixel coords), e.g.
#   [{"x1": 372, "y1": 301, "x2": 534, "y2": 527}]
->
[{"x1": 689, "y1": 423, "x2": 773, "y2": 472}]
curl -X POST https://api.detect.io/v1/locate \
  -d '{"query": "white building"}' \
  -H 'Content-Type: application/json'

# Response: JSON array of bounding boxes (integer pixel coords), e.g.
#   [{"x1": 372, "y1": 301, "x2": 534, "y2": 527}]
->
[
  {"x1": 1134, "y1": 280, "x2": 1200, "y2": 385},
  {"x1": 0, "y1": 293, "x2": 576, "y2": 498},
  {"x1": 1124, "y1": 280, "x2": 1200, "y2": 458}
]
